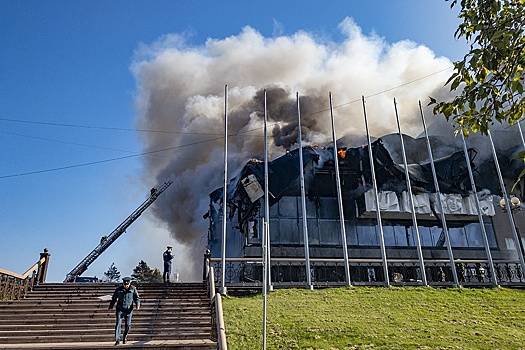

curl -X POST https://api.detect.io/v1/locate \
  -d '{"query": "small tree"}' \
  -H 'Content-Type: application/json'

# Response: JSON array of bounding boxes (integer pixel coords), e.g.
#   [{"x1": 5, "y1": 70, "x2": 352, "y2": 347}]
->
[
  {"x1": 131, "y1": 260, "x2": 162, "y2": 283},
  {"x1": 103, "y1": 263, "x2": 121, "y2": 282}
]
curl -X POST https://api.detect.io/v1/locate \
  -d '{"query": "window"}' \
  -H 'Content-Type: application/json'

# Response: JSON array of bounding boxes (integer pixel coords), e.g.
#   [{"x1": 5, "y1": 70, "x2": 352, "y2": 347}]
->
[
  {"x1": 430, "y1": 226, "x2": 445, "y2": 247},
  {"x1": 319, "y1": 197, "x2": 339, "y2": 219},
  {"x1": 279, "y1": 218, "x2": 300, "y2": 244},
  {"x1": 307, "y1": 218, "x2": 320, "y2": 245},
  {"x1": 484, "y1": 221, "x2": 498, "y2": 248},
  {"x1": 269, "y1": 219, "x2": 280, "y2": 243},
  {"x1": 449, "y1": 227, "x2": 468, "y2": 247},
  {"x1": 357, "y1": 224, "x2": 378, "y2": 246},
  {"x1": 464, "y1": 223, "x2": 484, "y2": 248},
  {"x1": 319, "y1": 220, "x2": 340, "y2": 245},
  {"x1": 345, "y1": 221, "x2": 359, "y2": 245},
  {"x1": 383, "y1": 225, "x2": 396, "y2": 246},
  {"x1": 380, "y1": 225, "x2": 414, "y2": 247},
  {"x1": 505, "y1": 238, "x2": 516, "y2": 250},
  {"x1": 394, "y1": 225, "x2": 410, "y2": 246},
  {"x1": 417, "y1": 226, "x2": 433, "y2": 247}
]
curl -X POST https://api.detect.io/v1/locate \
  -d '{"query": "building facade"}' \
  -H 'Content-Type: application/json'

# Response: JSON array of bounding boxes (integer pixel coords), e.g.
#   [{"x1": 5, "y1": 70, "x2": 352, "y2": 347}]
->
[{"x1": 206, "y1": 134, "x2": 525, "y2": 286}]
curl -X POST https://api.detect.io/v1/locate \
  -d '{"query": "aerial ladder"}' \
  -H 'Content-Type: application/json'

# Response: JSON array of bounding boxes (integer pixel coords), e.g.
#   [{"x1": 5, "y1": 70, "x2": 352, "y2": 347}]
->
[{"x1": 64, "y1": 180, "x2": 173, "y2": 282}]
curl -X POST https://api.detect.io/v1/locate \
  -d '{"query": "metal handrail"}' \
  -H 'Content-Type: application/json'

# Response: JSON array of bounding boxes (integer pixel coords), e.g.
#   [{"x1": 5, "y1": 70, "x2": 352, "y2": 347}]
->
[{"x1": 207, "y1": 265, "x2": 228, "y2": 350}]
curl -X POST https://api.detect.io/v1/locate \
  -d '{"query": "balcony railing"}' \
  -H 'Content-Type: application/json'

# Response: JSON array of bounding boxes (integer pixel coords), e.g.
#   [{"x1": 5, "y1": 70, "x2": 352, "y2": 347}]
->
[{"x1": 206, "y1": 256, "x2": 523, "y2": 288}]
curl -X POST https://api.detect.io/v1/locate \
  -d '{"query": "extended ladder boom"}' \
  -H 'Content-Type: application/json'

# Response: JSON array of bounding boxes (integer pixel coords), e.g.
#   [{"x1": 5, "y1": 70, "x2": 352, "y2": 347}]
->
[{"x1": 64, "y1": 180, "x2": 173, "y2": 282}]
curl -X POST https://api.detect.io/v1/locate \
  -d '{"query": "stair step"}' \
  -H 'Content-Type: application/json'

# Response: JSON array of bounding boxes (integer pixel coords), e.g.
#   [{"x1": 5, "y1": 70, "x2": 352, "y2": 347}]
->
[
  {"x1": 0, "y1": 326, "x2": 212, "y2": 335},
  {"x1": 0, "y1": 315, "x2": 211, "y2": 325},
  {"x1": 0, "y1": 332, "x2": 212, "y2": 344},
  {"x1": 0, "y1": 339, "x2": 217, "y2": 349},
  {"x1": 0, "y1": 315, "x2": 211, "y2": 323},
  {"x1": 0, "y1": 302, "x2": 208, "y2": 310},
  {"x1": 0, "y1": 283, "x2": 216, "y2": 347},
  {"x1": 0, "y1": 320, "x2": 211, "y2": 330},
  {"x1": 25, "y1": 291, "x2": 208, "y2": 295},
  {"x1": 0, "y1": 309, "x2": 209, "y2": 315}
]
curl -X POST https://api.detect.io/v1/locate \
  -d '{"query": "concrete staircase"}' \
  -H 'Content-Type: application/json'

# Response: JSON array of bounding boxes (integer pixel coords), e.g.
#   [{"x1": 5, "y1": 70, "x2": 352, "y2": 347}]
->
[{"x1": 0, "y1": 282, "x2": 217, "y2": 349}]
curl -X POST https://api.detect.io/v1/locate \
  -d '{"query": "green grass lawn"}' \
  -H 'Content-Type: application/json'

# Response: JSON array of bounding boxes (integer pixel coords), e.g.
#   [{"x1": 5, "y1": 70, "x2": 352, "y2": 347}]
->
[{"x1": 222, "y1": 287, "x2": 525, "y2": 350}]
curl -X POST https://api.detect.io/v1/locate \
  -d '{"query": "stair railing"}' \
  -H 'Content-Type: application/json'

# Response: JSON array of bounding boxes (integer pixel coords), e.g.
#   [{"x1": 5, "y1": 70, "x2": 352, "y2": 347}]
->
[
  {"x1": 0, "y1": 249, "x2": 50, "y2": 300},
  {"x1": 206, "y1": 254, "x2": 227, "y2": 350}
]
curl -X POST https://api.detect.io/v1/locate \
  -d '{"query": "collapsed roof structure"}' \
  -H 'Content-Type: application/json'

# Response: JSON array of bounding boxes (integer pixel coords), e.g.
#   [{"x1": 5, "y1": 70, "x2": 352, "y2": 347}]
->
[{"x1": 206, "y1": 132, "x2": 525, "y2": 286}]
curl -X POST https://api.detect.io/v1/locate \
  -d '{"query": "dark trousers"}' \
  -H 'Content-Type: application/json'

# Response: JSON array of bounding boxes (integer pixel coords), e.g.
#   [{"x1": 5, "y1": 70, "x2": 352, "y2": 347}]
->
[
  {"x1": 163, "y1": 263, "x2": 172, "y2": 283},
  {"x1": 115, "y1": 309, "x2": 133, "y2": 341}
]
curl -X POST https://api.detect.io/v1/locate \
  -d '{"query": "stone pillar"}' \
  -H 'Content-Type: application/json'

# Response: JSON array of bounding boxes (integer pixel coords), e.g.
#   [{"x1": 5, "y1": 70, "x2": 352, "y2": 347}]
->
[{"x1": 38, "y1": 248, "x2": 50, "y2": 284}]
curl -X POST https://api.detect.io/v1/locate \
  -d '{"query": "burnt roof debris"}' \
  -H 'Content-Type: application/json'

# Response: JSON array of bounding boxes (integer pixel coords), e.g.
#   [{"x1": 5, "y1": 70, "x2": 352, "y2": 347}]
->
[{"x1": 208, "y1": 133, "x2": 523, "y2": 236}]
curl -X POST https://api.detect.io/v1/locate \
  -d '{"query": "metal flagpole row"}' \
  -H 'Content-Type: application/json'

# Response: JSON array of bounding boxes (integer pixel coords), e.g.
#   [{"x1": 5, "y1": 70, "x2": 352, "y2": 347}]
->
[
  {"x1": 329, "y1": 92, "x2": 351, "y2": 286},
  {"x1": 418, "y1": 101, "x2": 459, "y2": 286},
  {"x1": 296, "y1": 92, "x2": 314, "y2": 290},
  {"x1": 263, "y1": 90, "x2": 273, "y2": 291},
  {"x1": 393, "y1": 99, "x2": 427, "y2": 286},
  {"x1": 221, "y1": 84, "x2": 229, "y2": 295},
  {"x1": 459, "y1": 132, "x2": 498, "y2": 286},
  {"x1": 361, "y1": 96, "x2": 390, "y2": 287},
  {"x1": 486, "y1": 129, "x2": 525, "y2": 273}
]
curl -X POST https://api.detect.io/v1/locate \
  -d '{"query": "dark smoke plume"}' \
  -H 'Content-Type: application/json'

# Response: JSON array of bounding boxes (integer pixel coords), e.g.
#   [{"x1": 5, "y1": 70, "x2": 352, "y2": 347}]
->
[{"x1": 132, "y1": 18, "x2": 456, "y2": 279}]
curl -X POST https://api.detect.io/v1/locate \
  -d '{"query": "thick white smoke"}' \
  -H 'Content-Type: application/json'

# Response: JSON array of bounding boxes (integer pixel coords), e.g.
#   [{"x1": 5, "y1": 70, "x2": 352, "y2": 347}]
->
[{"x1": 131, "y1": 17, "x2": 453, "y2": 278}]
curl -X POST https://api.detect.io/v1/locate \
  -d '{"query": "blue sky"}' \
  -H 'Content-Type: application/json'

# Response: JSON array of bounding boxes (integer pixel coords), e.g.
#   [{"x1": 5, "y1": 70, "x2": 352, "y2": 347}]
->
[{"x1": 0, "y1": 1, "x2": 465, "y2": 281}]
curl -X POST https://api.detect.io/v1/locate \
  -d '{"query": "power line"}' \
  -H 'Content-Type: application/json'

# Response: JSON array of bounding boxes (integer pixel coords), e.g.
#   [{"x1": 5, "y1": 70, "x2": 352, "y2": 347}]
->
[
  {"x1": 0, "y1": 130, "x2": 133, "y2": 154},
  {"x1": 304, "y1": 66, "x2": 453, "y2": 118},
  {"x1": 0, "y1": 136, "x2": 225, "y2": 179},
  {"x1": 238, "y1": 66, "x2": 452, "y2": 132},
  {"x1": 0, "y1": 117, "x2": 224, "y2": 136},
  {"x1": 0, "y1": 66, "x2": 453, "y2": 136},
  {"x1": 0, "y1": 66, "x2": 454, "y2": 179}
]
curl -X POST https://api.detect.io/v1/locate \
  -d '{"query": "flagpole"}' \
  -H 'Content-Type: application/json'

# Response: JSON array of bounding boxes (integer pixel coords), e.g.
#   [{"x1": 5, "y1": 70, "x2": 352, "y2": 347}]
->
[
  {"x1": 263, "y1": 90, "x2": 273, "y2": 291},
  {"x1": 297, "y1": 92, "x2": 313, "y2": 290},
  {"x1": 393, "y1": 98, "x2": 427, "y2": 286},
  {"x1": 261, "y1": 218, "x2": 268, "y2": 350},
  {"x1": 220, "y1": 84, "x2": 228, "y2": 295},
  {"x1": 487, "y1": 129, "x2": 525, "y2": 272},
  {"x1": 460, "y1": 132, "x2": 498, "y2": 286},
  {"x1": 361, "y1": 96, "x2": 390, "y2": 287},
  {"x1": 329, "y1": 92, "x2": 351, "y2": 286},
  {"x1": 418, "y1": 101, "x2": 459, "y2": 286}
]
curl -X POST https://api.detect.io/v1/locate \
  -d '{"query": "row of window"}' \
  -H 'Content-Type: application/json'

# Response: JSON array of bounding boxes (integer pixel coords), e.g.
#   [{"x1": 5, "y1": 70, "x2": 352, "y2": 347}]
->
[
  {"x1": 257, "y1": 196, "x2": 498, "y2": 248},
  {"x1": 258, "y1": 218, "x2": 497, "y2": 249}
]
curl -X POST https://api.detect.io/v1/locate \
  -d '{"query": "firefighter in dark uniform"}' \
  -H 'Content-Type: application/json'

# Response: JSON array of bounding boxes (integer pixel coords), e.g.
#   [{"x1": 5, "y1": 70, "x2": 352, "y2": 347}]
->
[
  {"x1": 108, "y1": 277, "x2": 140, "y2": 345},
  {"x1": 163, "y1": 246, "x2": 174, "y2": 283}
]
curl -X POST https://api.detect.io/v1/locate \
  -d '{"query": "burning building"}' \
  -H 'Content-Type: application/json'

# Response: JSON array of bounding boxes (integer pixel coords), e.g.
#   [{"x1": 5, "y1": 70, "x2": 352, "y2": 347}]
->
[{"x1": 206, "y1": 130, "x2": 525, "y2": 287}]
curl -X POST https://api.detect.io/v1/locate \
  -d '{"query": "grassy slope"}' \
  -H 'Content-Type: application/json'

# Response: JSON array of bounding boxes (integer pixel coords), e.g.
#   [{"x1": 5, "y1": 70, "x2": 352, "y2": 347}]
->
[{"x1": 222, "y1": 287, "x2": 525, "y2": 350}]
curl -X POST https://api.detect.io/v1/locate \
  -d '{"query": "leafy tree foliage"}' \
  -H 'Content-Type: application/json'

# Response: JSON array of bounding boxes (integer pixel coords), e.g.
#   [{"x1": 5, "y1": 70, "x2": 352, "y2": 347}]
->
[
  {"x1": 103, "y1": 262, "x2": 121, "y2": 282},
  {"x1": 131, "y1": 260, "x2": 162, "y2": 283},
  {"x1": 431, "y1": 0, "x2": 525, "y2": 134}
]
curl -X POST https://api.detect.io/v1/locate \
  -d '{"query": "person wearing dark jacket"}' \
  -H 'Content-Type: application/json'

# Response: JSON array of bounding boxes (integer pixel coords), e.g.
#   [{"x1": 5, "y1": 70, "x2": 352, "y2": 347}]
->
[
  {"x1": 163, "y1": 246, "x2": 174, "y2": 283},
  {"x1": 108, "y1": 277, "x2": 140, "y2": 345}
]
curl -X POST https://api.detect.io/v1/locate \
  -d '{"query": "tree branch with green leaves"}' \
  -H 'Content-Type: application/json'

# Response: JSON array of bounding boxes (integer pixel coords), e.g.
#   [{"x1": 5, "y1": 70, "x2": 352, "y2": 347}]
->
[{"x1": 430, "y1": 0, "x2": 524, "y2": 135}]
